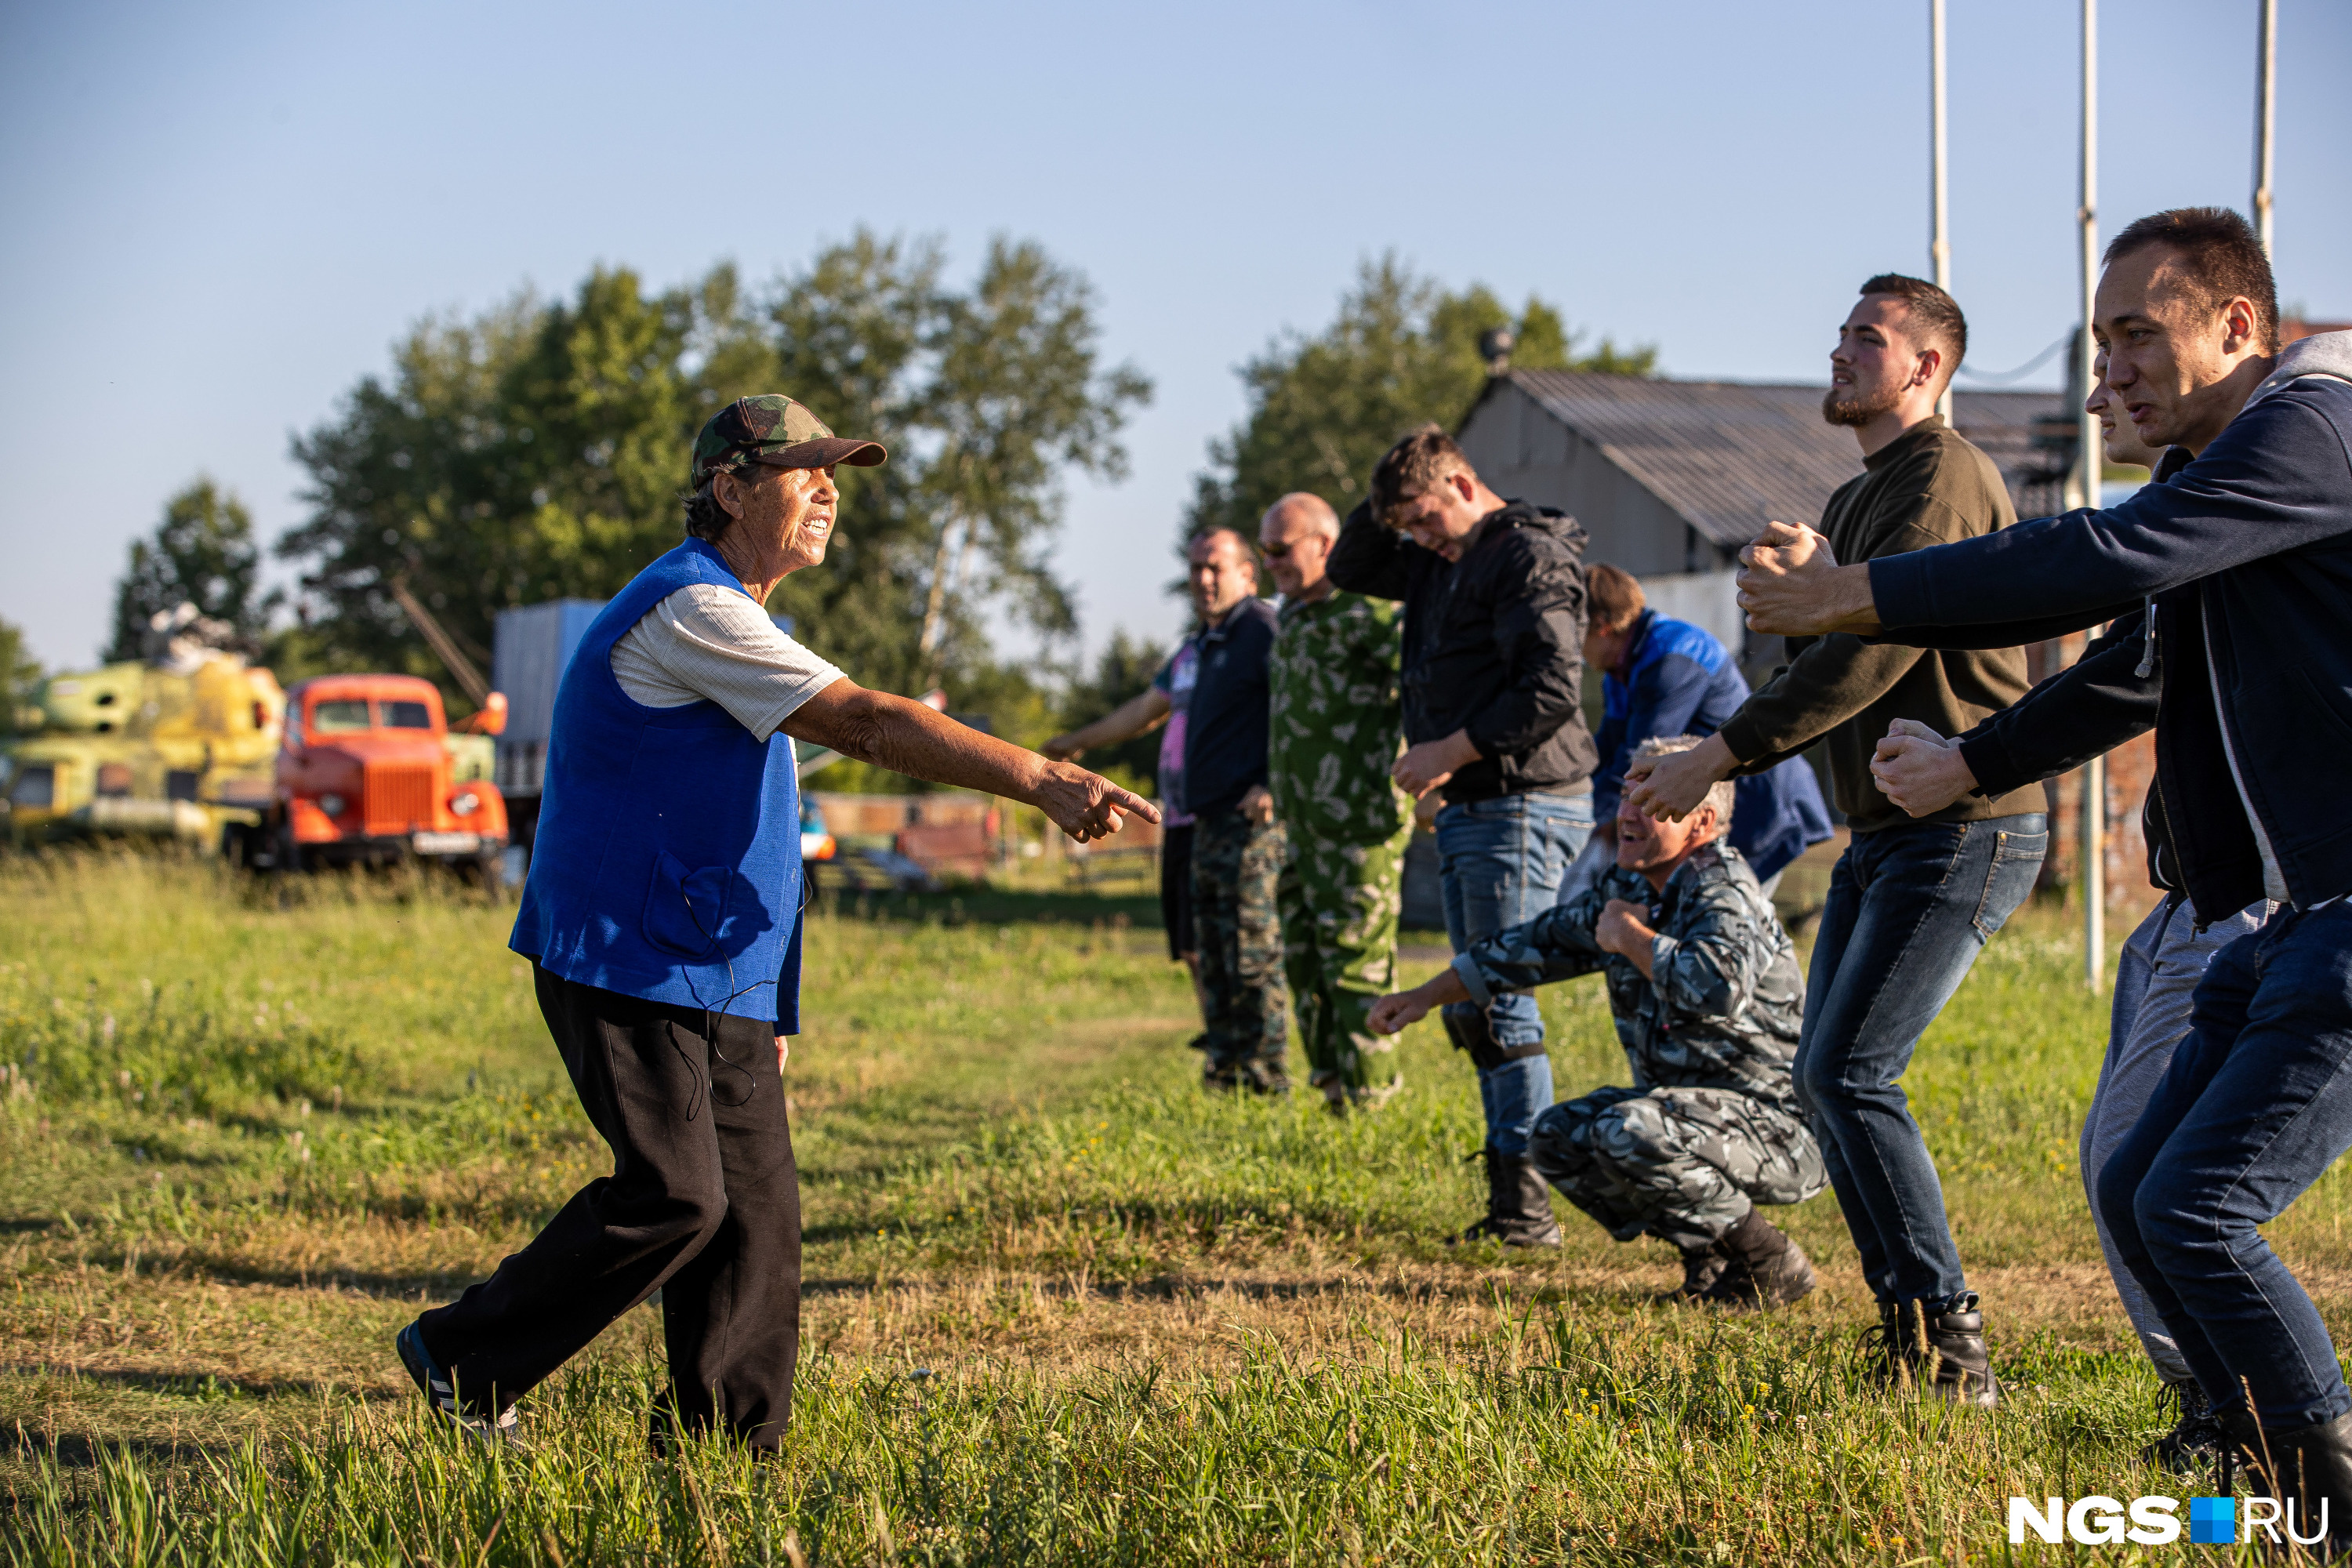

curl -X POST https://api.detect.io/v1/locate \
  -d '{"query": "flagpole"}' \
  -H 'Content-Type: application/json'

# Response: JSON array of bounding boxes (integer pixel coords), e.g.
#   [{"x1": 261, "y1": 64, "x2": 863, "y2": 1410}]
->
[
  {"x1": 2078, "y1": 0, "x2": 2105, "y2": 989},
  {"x1": 2253, "y1": 0, "x2": 2277, "y2": 257},
  {"x1": 1930, "y1": 0, "x2": 1954, "y2": 424}
]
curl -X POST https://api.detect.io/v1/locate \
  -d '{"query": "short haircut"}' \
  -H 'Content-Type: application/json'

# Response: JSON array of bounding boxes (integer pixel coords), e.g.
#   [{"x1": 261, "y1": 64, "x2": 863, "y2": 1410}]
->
[
  {"x1": 1189, "y1": 524, "x2": 1257, "y2": 566},
  {"x1": 1587, "y1": 563, "x2": 1646, "y2": 631},
  {"x1": 2104, "y1": 207, "x2": 2279, "y2": 354},
  {"x1": 1858, "y1": 274, "x2": 1968, "y2": 380},
  {"x1": 1370, "y1": 423, "x2": 1473, "y2": 525},
  {"x1": 1635, "y1": 734, "x2": 1735, "y2": 830},
  {"x1": 1262, "y1": 491, "x2": 1339, "y2": 539}
]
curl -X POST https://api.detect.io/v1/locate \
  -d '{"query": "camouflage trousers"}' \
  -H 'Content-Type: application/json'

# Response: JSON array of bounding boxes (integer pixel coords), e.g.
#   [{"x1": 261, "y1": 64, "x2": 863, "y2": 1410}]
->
[
  {"x1": 1276, "y1": 821, "x2": 1410, "y2": 1109},
  {"x1": 1529, "y1": 1085, "x2": 1827, "y2": 1252},
  {"x1": 1190, "y1": 807, "x2": 1289, "y2": 1091}
]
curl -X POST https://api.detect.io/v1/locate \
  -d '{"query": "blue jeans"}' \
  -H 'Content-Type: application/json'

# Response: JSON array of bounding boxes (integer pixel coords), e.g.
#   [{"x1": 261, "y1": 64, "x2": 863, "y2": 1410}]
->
[
  {"x1": 2080, "y1": 893, "x2": 2273, "y2": 1385},
  {"x1": 1435, "y1": 790, "x2": 1595, "y2": 1156},
  {"x1": 1795, "y1": 815, "x2": 2046, "y2": 1303},
  {"x1": 2098, "y1": 901, "x2": 2352, "y2": 1429}
]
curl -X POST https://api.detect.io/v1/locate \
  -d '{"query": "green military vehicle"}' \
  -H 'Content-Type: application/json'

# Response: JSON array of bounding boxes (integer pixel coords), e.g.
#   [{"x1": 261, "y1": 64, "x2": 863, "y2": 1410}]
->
[{"x1": 2, "y1": 653, "x2": 285, "y2": 852}]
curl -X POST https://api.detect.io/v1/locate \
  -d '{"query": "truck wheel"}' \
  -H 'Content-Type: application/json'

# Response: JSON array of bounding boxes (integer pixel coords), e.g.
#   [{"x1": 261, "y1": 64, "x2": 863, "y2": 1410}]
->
[{"x1": 274, "y1": 818, "x2": 304, "y2": 875}]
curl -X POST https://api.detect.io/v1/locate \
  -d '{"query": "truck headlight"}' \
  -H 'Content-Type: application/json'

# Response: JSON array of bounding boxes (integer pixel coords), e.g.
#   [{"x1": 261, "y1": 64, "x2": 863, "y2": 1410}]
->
[
  {"x1": 452, "y1": 791, "x2": 480, "y2": 816},
  {"x1": 318, "y1": 793, "x2": 347, "y2": 818}
]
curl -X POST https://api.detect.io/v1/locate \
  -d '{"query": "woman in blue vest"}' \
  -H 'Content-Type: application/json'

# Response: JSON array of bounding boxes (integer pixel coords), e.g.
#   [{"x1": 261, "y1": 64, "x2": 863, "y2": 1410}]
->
[
  {"x1": 1569, "y1": 564, "x2": 1834, "y2": 902},
  {"x1": 395, "y1": 395, "x2": 1155, "y2": 1452}
]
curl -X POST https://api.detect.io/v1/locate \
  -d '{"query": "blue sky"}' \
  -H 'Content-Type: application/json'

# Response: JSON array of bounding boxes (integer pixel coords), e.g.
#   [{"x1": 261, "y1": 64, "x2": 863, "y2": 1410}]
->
[{"x1": 2, "y1": 0, "x2": 2345, "y2": 672}]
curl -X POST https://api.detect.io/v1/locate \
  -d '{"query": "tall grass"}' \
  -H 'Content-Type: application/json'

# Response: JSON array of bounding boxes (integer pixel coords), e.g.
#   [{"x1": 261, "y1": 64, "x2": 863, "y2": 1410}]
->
[{"x1": 0, "y1": 853, "x2": 2321, "y2": 1563}]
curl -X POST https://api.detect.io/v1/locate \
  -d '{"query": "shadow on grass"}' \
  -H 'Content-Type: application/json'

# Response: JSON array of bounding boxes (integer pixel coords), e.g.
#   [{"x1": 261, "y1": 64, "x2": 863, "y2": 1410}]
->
[
  {"x1": 125, "y1": 1256, "x2": 481, "y2": 1298},
  {"x1": 1, "y1": 1363, "x2": 365, "y2": 1405},
  {"x1": 2, "y1": 1428, "x2": 239, "y2": 1472},
  {"x1": 818, "y1": 883, "x2": 1163, "y2": 929}
]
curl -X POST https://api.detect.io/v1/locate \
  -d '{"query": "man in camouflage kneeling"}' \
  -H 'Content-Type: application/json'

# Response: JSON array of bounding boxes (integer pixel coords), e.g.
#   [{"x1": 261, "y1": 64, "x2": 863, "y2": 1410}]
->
[{"x1": 1369, "y1": 735, "x2": 1825, "y2": 1305}]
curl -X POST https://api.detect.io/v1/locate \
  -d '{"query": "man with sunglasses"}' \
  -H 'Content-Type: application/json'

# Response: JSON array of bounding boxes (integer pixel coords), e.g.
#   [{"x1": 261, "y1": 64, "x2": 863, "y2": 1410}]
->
[{"x1": 1259, "y1": 492, "x2": 1414, "y2": 1112}]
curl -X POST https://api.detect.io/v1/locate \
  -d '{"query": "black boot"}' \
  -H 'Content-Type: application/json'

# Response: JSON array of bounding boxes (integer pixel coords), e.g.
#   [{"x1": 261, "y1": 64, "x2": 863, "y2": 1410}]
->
[
  {"x1": 1886, "y1": 1293, "x2": 1998, "y2": 1407},
  {"x1": 2143, "y1": 1380, "x2": 2225, "y2": 1475},
  {"x1": 1653, "y1": 1240, "x2": 1728, "y2": 1304},
  {"x1": 1699, "y1": 1209, "x2": 1817, "y2": 1309},
  {"x1": 1450, "y1": 1147, "x2": 1562, "y2": 1247},
  {"x1": 2220, "y1": 1406, "x2": 2352, "y2": 1555},
  {"x1": 1858, "y1": 1299, "x2": 1905, "y2": 1385}
]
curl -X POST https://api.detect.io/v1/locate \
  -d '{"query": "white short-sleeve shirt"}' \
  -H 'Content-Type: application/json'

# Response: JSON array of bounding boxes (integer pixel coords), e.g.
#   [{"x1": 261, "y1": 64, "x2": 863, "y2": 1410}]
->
[{"x1": 608, "y1": 583, "x2": 844, "y2": 742}]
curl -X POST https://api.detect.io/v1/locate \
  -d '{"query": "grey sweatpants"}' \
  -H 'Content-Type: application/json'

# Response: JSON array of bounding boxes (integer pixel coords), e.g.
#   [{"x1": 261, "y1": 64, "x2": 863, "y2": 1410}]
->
[{"x1": 2080, "y1": 891, "x2": 2274, "y2": 1385}]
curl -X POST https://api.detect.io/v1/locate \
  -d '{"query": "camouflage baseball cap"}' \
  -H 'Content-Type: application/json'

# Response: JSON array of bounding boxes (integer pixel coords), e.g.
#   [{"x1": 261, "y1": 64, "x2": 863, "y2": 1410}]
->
[{"x1": 690, "y1": 394, "x2": 887, "y2": 485}]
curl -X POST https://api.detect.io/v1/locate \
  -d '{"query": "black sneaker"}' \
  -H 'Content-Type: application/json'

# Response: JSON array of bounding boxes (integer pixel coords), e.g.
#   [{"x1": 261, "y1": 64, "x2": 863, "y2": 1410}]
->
[
  {"x1": 396, "y1": 1321, "x2": 519, "y2": 1449},
  {"x1": 2143, "y1": 1380, "x2": 2225, "y2": 1475}
]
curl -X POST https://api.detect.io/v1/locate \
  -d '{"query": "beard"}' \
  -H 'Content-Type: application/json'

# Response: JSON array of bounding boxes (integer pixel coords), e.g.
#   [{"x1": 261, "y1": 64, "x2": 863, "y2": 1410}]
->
[{"x1": 1822, "y1": 383, "x2": 1904, "y2": 428}]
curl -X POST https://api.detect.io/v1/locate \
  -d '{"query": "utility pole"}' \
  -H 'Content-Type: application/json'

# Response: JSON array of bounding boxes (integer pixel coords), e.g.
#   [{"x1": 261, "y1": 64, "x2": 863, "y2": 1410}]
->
[
  {"x1": 2074, "y1": 0, "x2": 2106, "y2": 989},
  {"x1": 2253, "y1": 0, "x2": 2277, "y2": 257},
  {"x1": 1930, "y1": 0, "x2": 1954, "y2": 425}
]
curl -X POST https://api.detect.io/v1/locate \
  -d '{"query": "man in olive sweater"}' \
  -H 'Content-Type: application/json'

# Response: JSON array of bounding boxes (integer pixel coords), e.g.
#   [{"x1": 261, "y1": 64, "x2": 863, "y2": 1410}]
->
[{"x1": 1625, "y1": 274, "x2": 2041, "y2": 1406}]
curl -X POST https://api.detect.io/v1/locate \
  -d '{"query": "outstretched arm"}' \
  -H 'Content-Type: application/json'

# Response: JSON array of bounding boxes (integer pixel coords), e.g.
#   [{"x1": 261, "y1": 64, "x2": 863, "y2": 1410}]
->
[
  {"x1": 1742, "y1": 394, "x2": 2352, "y2": 635},
  {"x1": 784, "y1": 680, "x2": 1157, "y2": 842},
  {"x1": 1044, "y1": 685, "x2": 1171, "y2": 761}
]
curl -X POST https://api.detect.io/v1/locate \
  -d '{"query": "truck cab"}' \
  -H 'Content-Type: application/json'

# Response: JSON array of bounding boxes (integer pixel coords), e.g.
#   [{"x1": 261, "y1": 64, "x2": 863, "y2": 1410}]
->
[{"x1": 266, "y1": 674, "x2": 509, "y2": 872}]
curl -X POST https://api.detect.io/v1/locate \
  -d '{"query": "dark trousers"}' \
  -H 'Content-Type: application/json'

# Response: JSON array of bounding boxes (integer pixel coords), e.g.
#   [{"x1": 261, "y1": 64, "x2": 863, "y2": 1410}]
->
[
  {"x1": 1160, "y1": 822, "x2": 1198, "y2": 962},
  {"x1": 1189, "y1": 807, "x2": 1288, "y2": 1083},
  {"x1": 1794, "y1": 815, "x2": 2045, "y2": 1304},
  {"x1": 418, "y1": 967, "x2": 800, "y2": 1450},
  {"x1": 2098, "y1": 902, "x2": 2352, "y2": 1429}
]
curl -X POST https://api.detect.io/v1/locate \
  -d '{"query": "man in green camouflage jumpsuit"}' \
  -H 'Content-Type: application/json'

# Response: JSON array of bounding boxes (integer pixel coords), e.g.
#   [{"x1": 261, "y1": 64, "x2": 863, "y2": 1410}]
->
[
  {"x1": 1370, "y1": 736, "x2": 1825, "y2": 1305},
  {"x1": 1260, "y1": 494, "x2": 1416, "y2": 1111}
]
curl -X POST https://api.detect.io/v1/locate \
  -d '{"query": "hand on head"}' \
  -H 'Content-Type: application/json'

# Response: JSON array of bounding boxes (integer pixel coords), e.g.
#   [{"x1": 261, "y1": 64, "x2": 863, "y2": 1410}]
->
[{"x1": 1622, "y1": 743, "x2": 1722, "y2": 823}]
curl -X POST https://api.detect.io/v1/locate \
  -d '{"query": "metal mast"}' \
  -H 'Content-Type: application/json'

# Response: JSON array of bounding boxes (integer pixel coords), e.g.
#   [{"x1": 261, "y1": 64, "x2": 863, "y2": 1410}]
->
[
  {"x1": 2254, "y1": 0, "x2": 2277, "y2": 257},
  {"x1": 1931, "y1": 0, "x2": 1954, "y2": 424},
  {"x1": 2076, "y1": 0, "x2": 2106, "y2": 989}
]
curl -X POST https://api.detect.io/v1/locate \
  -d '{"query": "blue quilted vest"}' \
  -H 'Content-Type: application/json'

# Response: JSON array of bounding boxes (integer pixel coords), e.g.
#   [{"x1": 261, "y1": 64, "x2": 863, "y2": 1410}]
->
[{"x1": 510, "y1": 539, "x2": 806, "y2": 1031}]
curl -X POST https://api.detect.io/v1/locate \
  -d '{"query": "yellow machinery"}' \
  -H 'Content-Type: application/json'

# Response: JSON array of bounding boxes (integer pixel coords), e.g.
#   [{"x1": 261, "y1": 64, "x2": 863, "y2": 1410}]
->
[{"x1": 2, "y1": 655, "x2": 285, "y2": 851}]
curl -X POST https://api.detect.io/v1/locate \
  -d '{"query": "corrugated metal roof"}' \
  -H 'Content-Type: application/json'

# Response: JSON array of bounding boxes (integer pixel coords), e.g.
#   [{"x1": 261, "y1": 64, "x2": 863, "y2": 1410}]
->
[{"x1": 1495, "y1": 369, "x2": 2063, "y2": 550}]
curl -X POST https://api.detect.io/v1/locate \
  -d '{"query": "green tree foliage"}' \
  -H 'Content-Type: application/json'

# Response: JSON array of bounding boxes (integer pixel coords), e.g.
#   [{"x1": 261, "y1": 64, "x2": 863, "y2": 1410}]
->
[
  {"x1": 0, "y1": 616, "x2": 42, "y2": 736},
  {"x1": 106, "y1": 479, "x2": 276, "y2": 662},
  {"x1": 1187, "y1": 256, "x2": 1657, "y2": 539},
  {"x1": 280, "y1": 234, "x2": 1149, "y2": 713}
]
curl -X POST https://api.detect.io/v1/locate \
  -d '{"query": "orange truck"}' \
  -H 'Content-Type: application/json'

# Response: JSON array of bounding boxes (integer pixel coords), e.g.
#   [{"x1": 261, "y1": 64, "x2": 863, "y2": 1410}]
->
[{"x1": 249, "y1": 673, "x2": 510, "y2": 874}]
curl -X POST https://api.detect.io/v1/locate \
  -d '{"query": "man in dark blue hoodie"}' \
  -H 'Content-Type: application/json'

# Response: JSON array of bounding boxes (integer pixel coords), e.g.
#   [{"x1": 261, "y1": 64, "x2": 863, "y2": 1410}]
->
[{"x1": 1738, "y1": 209, "x2": 2352, "y2": 1545}]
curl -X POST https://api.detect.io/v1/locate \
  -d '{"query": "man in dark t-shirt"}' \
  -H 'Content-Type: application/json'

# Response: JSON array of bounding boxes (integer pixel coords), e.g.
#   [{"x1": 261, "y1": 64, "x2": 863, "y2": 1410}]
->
[
  {"x1": 1180, "y1": 528, "x2": 1287, "y2": 1092},
  {"x1": 1046, "y1": 528, "x2": 1286, "y2": 1092}
]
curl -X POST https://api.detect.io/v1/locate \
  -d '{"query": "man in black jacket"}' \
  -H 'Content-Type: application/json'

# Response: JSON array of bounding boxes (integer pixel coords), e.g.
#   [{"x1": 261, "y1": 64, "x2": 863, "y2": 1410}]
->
[
  {"x1": 1739, "y1": 208, "x2": 2352, "y2": 1545},
  {"x1": 1329, "y1": 424, "x2": 1598, "y2": 1245},
  {"x1": 1867, "y1": 372, "x2": 2270, "y2": 1471}
]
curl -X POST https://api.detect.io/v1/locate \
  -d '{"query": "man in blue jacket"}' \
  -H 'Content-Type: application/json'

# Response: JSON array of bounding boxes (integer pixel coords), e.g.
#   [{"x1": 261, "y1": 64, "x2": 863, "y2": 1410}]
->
[
  {"x1": 394, "y1": 394, "x2": 1152, "y2": 1452},
  {"x1": 1738, "y1": 209, "x2": 2352, "y2": 1541},
  {"x1": 1571, "y1": 564, "x2": 1831, "y2": 903}
]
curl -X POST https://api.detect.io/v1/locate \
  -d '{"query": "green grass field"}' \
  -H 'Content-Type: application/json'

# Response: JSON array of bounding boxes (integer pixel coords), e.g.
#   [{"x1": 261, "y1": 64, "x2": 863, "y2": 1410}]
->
[{"x1": 3, "y1": 851, "x2": 2348, "y2": 1564}]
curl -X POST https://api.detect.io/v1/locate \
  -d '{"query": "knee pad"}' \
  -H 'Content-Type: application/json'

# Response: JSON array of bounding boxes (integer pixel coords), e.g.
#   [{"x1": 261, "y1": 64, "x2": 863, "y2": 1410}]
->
[{"x1": 1442, "y1": 1003, "x2": 1545, "y2": 1074}]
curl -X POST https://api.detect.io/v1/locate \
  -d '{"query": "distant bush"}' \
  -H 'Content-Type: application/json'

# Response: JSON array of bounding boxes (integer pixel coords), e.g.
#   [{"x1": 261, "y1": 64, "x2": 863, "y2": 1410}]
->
[{"x1": 0, "y1": 971, "x2": 376, "y2": 1119}]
